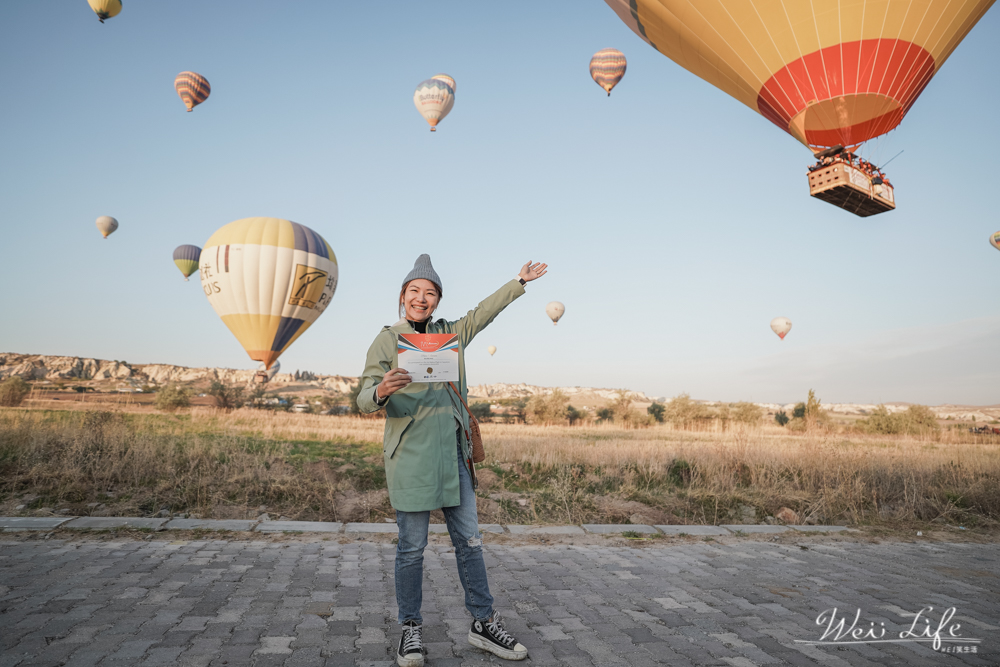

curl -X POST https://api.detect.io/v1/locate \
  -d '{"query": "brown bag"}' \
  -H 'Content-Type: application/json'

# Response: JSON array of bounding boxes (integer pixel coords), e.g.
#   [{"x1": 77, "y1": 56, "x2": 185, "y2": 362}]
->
[{"x1": 449, "y1": 382, "x2": 485, "y2": 463}]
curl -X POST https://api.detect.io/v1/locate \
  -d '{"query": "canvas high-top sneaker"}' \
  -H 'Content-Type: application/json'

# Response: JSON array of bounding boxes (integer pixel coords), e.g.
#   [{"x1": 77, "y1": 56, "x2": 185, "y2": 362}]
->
[
  {"x1": 396, "y1": 620, "x2": 423, "y2": 667},
  {"x1": 468, "y1": 611, "x2": 528, "y2": 660}
]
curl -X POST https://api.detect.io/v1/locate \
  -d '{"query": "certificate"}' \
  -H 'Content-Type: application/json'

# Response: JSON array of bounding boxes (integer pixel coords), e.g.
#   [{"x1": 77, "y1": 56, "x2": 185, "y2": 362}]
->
[{"x1": 397, "y1": 333, "x2": 460, "y2": 383}]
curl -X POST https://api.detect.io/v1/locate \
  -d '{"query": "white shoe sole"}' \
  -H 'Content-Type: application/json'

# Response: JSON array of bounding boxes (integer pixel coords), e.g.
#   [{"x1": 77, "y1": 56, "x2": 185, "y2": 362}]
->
[
  {"x1": 396, "y1": 650, "x2": 424, "y2": 667},
  {"x1": 467, "y1": 632, "x2": 528, "y2": 660}
]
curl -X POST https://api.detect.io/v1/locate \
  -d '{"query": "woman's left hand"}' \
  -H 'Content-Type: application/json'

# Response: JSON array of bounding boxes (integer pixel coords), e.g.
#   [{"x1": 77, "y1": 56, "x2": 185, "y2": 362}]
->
[{"x1": 519, "y1": 261, "x2": 548, "y2": 283}]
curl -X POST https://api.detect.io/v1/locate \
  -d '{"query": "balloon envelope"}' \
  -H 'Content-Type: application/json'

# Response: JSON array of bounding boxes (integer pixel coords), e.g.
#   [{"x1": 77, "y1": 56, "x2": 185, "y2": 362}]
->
[
  {"x1": 173, "y1": 245, "x2": 201, "y2": 281},
  {"x1": 546, "y1": 301, "x2": 565, "y2": 325},
  {"x1": 201, "y1": 217, "x2": 338, "y2": 369},
  {"x1": 255, "y1": 360, "x2": 281, "y2": 383},
  {"x1": 413, "y1": 78, "x2": 454, "y2": 131},
  {"x1": 991, "y1": 231, "x2": 1000, "y2": 252},
  {"x1": 589, "y1": 48, "x2": 627, "y2": 95},
  {"x1": 87, "y1": 0, "x2": 121, "y2": 22},
  {"x1": 431, "y1": 74, "x2": 456, "y2": 92},
  {"x1": 95, "y1": 216, "x2": 118, "y2": 239},
  {"x1": 487, "y1": 345, "x2": 496, "y2": 356},
  {"x1": 604, "y1": 0, "x2": 992, "y2": 151},
  {"x1": 175, "y1": 72, "x2": 211, "y2": 112},
  {"x1": 770, "y1": 317, "x2": 792, "y2": 340}
]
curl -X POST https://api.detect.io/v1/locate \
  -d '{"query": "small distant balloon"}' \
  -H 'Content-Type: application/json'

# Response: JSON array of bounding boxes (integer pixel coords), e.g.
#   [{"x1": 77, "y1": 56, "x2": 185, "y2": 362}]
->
[
  {"x1": 990, "y1": 231, "x2": 1000, "y2": 252},
  {"x1": 87, "y1": 0, "x2": 121, "y2": 23},
  {"x1": 589, "y1": 48, "x2": 627, "y2": 96},
  {"x1": 175, "y1": 72, "x2": 211, "y2": 112},
  {"x1": 254, "y1": 360, "x2": 281, "y2": 383},
  {"x1": 487, "y1": 345, "x2": 497, "y2": 356},
  {"x1": 770, "y1": 317, "x2": 792, "y2": 340},
  {"x1": 431, "y1": 74, "x2": 456, "y2": 92},
  {"x1": 546, "y1": 302, "x2": 565, "y2": 325},
  {"x1": 173, "y1": 245, "x2": 201, "y2": 281},
  {"x1": 413, "y1": 78, "x2": 455, "y2": 132},
  {"x1": 96, "y1": 216, "x2": 118, "y2": 239}
]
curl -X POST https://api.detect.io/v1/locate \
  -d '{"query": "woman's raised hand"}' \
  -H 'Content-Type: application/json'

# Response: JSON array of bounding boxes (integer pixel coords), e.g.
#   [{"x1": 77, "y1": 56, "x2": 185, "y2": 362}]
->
[
  {"x1": 377, "y1": 368, "x2": 411, "y2": 400},
  {"x1": 519, "y1": 261, "x2": 548, "y2": 283}
]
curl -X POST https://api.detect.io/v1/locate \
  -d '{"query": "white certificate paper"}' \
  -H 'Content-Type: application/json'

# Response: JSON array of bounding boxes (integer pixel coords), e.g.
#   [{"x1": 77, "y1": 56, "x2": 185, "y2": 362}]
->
[{"x1": 397, "y1": 333, "x2": 460, "y2": 383}]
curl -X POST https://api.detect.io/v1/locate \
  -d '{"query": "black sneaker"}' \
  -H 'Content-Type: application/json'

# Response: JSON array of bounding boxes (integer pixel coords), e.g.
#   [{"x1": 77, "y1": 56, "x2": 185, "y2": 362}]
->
[
  {"x1": 396, "y1": 620, "x2": 424, "y2": 667},
  {"x1": 468, "y1": 611, "x2": 528, "y2": 661}
]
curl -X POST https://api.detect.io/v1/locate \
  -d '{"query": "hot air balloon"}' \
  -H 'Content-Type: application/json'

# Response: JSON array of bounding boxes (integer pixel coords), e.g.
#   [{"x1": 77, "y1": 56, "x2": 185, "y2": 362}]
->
[
  {"x1": 589, "y1": 48, "x2": 627, "y2": 96},
  {"x1": 87, "y1": 0, "x2": 121, "y2": 23},
  {"x1": 96, "y1": 216, "x2": 118, "y2": 239},
  {"x1": 201, "y1": 218, "x2": 338, "y2": 370},
  {"x1": 991, "y1": 232, "x2": 1000, "y2": 252},
  {"x1": 603, "y1": 0, "x2": 992, "y2": 215},
  {"x1": 546, "y1": 302, "x2": 565, "y2": 325},
  {"x1": 487, "y1": 345, "x2": 497, "y2": 356},
  {"x1": 413, "y1": 78, "x2": 454, "y2": 132},
  {"x1": 431, "y1": 74, "x2": 456, "y2": 92},
  {"x1": 770, "y1": 317, "x2": 792, "y2": 340},
  {"x1": 254, "y1": 360, "x2": 281, "y2": 384},
  {"x1": 173, "y1": 245, "x2": 201, "y2": 281},
  {"x1": 174, "y1": 72, "x2": 211, "y2": 112}
]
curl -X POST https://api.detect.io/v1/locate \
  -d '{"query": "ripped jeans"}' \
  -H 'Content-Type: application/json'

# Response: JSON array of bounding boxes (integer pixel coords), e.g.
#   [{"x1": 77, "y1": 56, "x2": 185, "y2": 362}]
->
[{"x1": 394, "y1": 434, "x2": 493, "y2": 624}]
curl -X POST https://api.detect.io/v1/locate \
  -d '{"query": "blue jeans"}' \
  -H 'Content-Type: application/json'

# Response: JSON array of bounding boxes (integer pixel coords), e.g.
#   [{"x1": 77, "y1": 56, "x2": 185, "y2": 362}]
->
[{"x1": 395, "y1": 434, "x2": 494, "y2": 624}]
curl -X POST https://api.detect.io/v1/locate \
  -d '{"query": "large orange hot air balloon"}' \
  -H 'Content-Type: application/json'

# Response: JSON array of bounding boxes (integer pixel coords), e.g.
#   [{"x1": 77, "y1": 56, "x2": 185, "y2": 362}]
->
[{"x1": 603, "y1": 1, "x2": 993, "y2": 152}]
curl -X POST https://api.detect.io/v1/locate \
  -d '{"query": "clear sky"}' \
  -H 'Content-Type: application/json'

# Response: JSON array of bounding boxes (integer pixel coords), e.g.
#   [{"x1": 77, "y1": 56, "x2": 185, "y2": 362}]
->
[{"x1": 1, "y1": 2, "x2": 998, "y2": 406}]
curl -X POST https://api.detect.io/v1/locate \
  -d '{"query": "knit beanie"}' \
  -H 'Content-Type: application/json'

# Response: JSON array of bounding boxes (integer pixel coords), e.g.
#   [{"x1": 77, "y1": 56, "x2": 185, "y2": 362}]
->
[{"x1": 402, "y1": 254, "x2": 442, "y2": 291}]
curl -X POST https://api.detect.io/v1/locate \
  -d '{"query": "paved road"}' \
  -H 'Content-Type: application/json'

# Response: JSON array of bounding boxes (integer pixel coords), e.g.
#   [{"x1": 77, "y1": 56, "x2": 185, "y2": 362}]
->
[{"x1": 0, "y1": 536, "x2": 996, "y2": 666}]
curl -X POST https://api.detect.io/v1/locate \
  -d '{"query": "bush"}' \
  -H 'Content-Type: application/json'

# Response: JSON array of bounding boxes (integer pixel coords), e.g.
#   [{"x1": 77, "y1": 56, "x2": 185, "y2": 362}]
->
[
  {"x1": 647, "y1": 401, "x2": 665, "y2": 423},
  {"x1": 663, "y1": 393, "x2": 714, "y2": 428},
  {"x1": 470, "y1": 402, "x2": 492, "y2": 422},
  {"x1": 858, "y1": 404, "x2": 941, "y2": 436},
  {"x1": 565, "y1": 405, "x2": 584, "y2": 426},
  {"x1": 154, "y1": 384, "x2": 191, "y2": 411},
  {"x1": 0, "y1": 377, "x2": 30, "y2": 407},
  {"x1": 732, "y1": 402, "x2": 763, "y2": 424},
  {"x1": 208, "y1": 381, "x2": 245, "y2": 410},
  {"x1": 595, "y1": 408, "x2": 614, "y2": 423},
  {"x1": 525, "y1": 390, "x2": 569, "y2": 425},
  {"x1": 774, "y1": 410, "x2": 789, "y2": 426}
]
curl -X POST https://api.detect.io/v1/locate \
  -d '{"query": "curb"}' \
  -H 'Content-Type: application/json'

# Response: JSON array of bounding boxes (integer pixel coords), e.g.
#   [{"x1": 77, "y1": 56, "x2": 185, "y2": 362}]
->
[{"x1": 0, "y1": 516, "x2": 856, "y2": 535}]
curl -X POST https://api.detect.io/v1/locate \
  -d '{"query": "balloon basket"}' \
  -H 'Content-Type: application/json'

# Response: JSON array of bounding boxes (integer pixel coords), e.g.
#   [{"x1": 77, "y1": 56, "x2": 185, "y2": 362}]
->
[
  {"x1": 807, "y1": 162, "x2": 895, "y2": 217},
  {"x1": 430, "y1": 127, "x2": 436, "y2": 132}
]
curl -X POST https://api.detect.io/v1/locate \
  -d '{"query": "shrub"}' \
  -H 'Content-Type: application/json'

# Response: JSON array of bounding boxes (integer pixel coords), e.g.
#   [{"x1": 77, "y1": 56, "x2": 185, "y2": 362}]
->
[
  {"x1": 858, "y1": 404, "x2": 941, "y2": 436},
  {"x1": 595, "y1": 408, "x2": 614, "y2": 423},
  {"x1": 0, "y1": 377, "x2": 30, "y2": 407},
  {"x1": 208, "y1": 381, "x2": 245, "y2": 410},
  {"x1": 732, "y1": 402, "x2": 764, "y2": 424},
  {"x1": 470, "y1": 402, "x2": 493, "y2": 422},
  {"x1": 663, "y1": 393, "x2": 714, "y2": 428},
  {"x1": 154, "y1": 384, "x2": 191, "y2": 411},
  {"x1": 525, "y1": 390, "x2": 569, "y2": 425},
  {"x1": 774, "y1": 410, "x2": 789, "y2": 426},
  {"x1": 565, "y1": 405, "x2": 583, "y2": 426},
  {"x1": 647, "y1": 401, "x2": 665, "y2": 423}
]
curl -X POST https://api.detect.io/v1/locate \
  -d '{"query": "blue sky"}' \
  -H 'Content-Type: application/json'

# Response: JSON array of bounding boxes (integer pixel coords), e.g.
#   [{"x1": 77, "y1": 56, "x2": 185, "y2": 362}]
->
[{"x1": 1, "y1": 2, "x2": 998, "y2": 405}]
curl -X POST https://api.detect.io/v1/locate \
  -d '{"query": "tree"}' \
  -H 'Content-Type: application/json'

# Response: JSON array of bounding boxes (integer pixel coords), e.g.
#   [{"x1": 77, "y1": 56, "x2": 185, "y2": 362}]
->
[
  {"x1": 470, "y1": 402, "x2": 492, "y2": 422},
  {"x1": 858, "y1": 404, "x2": 941, "y2": 435},
  {"x1": 611, "y1": 390, "x2": 634, "y2": 425},
  {"x1": 0, "y1": 377, "x2": 30, "y2": 407},
  {"x1": 774, "y1": 410, "x2": 789, "y2": 426},
  {"x1": 565, "y1": 405, "x2": 583, "y2": 426},
  {"x1": 154, "y1": 384, "x2": 191, "y2": 411},
  {"x1": 596, "y1": 408, "x2": 614, "y2": 423},
  {"x1": 732, "y1": 402, "x2": 764, "y2": 424},
  {"x1": 647, "y1": 401, "x2": 665, "y2": 423},
  {"x1": 207, "y1": 381, "x2": 245, "y2": 410},
  {"x1": 792, "y1": 403, "x2": 806, "y2": 419},
  {"x1": 663, "y1": 393, "x2": 713, "y2": 429},
  {"x1": 525, "y1": 390, "x2": 569, "y2": 425}
]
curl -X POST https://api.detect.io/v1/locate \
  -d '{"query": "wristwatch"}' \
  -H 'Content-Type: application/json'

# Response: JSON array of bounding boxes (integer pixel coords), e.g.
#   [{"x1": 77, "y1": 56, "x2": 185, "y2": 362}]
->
[{"x1": 518, "y1": 277, "x2": 527, "y2": 286}]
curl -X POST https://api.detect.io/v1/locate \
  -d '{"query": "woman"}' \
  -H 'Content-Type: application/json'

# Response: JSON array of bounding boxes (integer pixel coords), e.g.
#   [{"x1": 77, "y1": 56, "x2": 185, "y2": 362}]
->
[{"x1": 358, "y1": 254, "x2": 547, "y2": 666}]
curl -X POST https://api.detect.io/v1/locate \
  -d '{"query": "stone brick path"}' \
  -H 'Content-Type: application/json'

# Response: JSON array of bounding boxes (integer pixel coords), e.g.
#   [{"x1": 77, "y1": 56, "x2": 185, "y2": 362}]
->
[{"x1": 0, "y1": 535, "x2": 996, "y2": 666}]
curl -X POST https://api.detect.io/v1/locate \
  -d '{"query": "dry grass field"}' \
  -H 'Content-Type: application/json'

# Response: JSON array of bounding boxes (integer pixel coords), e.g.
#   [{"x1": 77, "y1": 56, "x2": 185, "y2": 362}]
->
[{"x1": 1, "y1": 404, "x2": 998, "y2": 529}]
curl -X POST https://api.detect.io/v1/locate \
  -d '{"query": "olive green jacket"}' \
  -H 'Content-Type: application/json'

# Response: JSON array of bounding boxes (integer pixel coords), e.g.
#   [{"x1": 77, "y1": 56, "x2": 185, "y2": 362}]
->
[{"x1": 357, "y1": 279, "x2": 525, "y2": 512}]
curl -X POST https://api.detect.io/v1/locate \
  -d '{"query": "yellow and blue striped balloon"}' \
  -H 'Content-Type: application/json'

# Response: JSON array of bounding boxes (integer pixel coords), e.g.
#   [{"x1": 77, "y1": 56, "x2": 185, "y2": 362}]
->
[
  {"x1": 200, "y1": 218, "x2": 338, "y2": 370},
  {"x1": 87, "y1": 0, "x2": 121, "y2": 23},
  {"x1": 174, "y1": 72, "x2": 211, "y2": 112},
  {"x1": 173, "y1": 245, "x2": 201, "y2": 281},
  {"x1": 589, "y1": 48, "x2": 627, "y2": 96}
]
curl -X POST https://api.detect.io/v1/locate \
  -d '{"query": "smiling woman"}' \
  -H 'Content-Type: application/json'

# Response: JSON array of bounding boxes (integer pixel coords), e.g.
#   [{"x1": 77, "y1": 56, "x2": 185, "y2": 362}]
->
[{"x1": 357, "y1": 253, "x2": 547, "y2": 665}]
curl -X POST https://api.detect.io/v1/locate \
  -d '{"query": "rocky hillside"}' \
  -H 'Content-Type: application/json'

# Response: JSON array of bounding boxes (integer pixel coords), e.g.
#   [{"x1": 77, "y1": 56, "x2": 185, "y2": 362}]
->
[{"x1": 467, "y1": 382, "x2": 651, "y2": 403}]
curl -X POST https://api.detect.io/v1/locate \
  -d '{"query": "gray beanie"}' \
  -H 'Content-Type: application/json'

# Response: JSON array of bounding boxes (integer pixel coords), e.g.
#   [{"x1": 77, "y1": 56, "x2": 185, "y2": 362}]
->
[{"x1": 402, "y1": 254, "x2": 442, "y2": 291}]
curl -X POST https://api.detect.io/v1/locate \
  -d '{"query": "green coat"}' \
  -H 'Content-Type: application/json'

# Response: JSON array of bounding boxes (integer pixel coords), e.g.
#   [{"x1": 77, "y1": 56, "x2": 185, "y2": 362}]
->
[{"x1": 358, "y1": 279, "x2": 525, "y2": 512}]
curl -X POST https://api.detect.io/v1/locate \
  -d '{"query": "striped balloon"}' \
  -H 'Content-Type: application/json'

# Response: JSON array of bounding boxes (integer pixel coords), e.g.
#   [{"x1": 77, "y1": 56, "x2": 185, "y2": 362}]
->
[
  {"x1": 589, "y1": 48, "x2": 627, "y2": 96},
  {"x1": 991, "y1": 231, "x2": 1000, "y2": 252},
  {"x1": 431, "y1": 74, "x2": 456, "y2": 93},
  {"x1": 174, "y1": 72, "x2": 211, "y2": 112},
  {"x1": 172, "y1": 245, "x2": 201, "y2": 281},
  {"x1": 201, "y1": 218, "x2": 338, "y2": 370},
  {"x1": 413, "y1": 78, "x2": 455, "y2": 132},
  {"x1": 87, "y1": 0, "x2": 121, "y2": 23}
]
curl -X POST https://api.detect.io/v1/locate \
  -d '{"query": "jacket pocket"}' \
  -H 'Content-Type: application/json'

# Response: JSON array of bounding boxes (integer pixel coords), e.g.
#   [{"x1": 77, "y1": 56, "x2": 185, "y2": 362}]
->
[{"x1": 384, "y1": 415, "x2": 414, "y2": 459}]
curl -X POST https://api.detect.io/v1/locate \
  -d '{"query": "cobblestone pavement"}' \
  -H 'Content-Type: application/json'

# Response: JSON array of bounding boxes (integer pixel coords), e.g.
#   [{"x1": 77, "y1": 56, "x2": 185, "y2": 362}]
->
[{"x1": 0, "y1": 536, "x2": 997, "y2": 666}]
